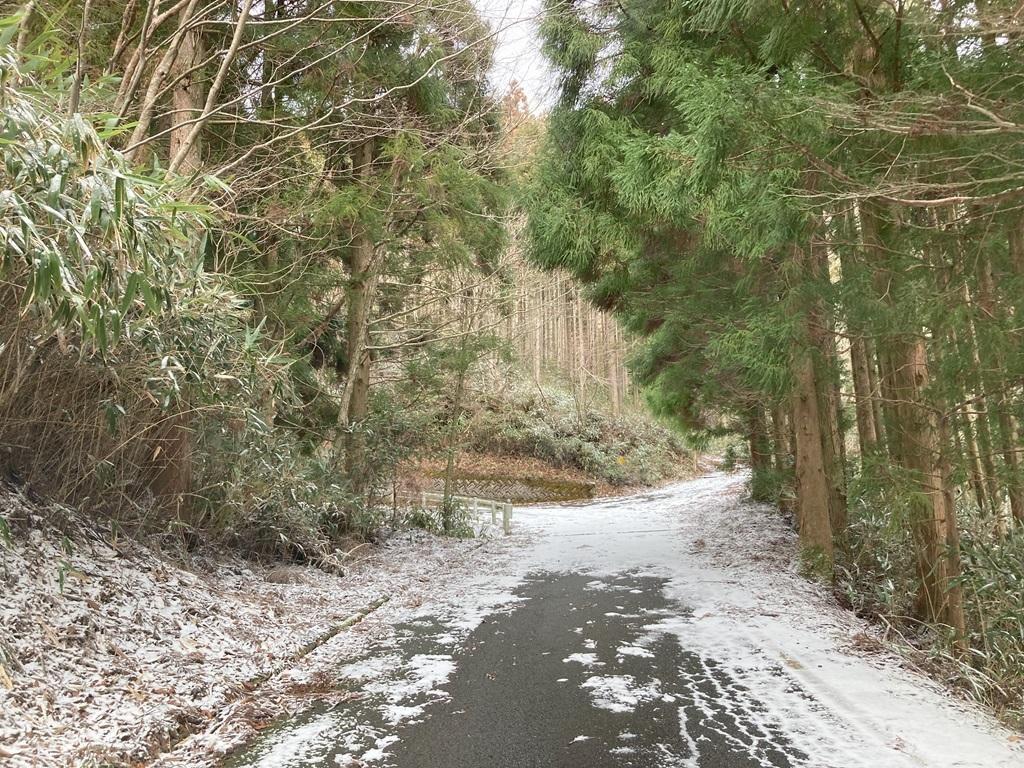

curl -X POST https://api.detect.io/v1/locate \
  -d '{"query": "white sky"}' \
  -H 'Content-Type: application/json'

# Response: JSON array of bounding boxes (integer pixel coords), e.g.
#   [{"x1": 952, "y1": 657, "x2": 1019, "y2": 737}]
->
[{"x1": 474, "y1": 0, "x2": 556, "y2": 111}]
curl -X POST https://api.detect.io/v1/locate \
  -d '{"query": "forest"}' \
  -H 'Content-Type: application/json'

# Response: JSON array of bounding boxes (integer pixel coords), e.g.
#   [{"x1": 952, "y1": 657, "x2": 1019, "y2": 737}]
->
[
  {"x1": 529, "y1": 0, "x2": 1024, "y2": 717},
  {"x1": 3, "y1": 0, "x2": 1024, "y2": 765},
  {"x1": 0, "y1": 0, "x2": 682, "y2": 541}
]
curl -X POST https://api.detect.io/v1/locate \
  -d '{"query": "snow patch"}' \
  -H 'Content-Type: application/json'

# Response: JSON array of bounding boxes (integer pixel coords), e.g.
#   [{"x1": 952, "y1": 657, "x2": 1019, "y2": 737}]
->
[
  {"x1": 563, "y1": 653, "x2": 602, "y2": 667},
  {"x1": 617, "y1": 645, "x2": 655, "y2": 659},
  {"x1": 581, "y1": 675, "x2": 664, "y2": 714}
]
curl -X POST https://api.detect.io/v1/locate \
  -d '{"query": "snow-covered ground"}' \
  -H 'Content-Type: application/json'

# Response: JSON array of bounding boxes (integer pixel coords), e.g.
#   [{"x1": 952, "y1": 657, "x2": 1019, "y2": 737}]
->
[
  {"x1": 512, "y1": 473, "x2": 1024, "y2": 767},
  {"x1": 0, "y1": 490, "x2": 515, "y2": 767},
  {"x1": 225, "y1": 472, "x2": 1024, "y2": 768},
  {"x1": 3, "y1": 472, "x2": 1022, "y2": 767}
]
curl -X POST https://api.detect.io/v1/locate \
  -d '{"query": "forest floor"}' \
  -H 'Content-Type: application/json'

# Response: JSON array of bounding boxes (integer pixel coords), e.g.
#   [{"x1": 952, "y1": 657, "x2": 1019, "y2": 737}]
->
[
  {"x1": 2, "y1": 473, "x2": 1022, "y2": 767},
  {"x1": 0, "y1": 490, "x2": 516, "y2": 768}
]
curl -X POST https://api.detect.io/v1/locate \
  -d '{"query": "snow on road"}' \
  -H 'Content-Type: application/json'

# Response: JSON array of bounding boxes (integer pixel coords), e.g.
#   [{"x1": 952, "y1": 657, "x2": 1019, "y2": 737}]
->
[
  {"x1": 222, "y1": 472, "x2": 1024, "y2": 768},
  {"x1": 512, "y1": 473, "x2": 1023, "y2": 767},
  {"x1": 5, "y1": 472, "x2": 1018, "y2": 766}
]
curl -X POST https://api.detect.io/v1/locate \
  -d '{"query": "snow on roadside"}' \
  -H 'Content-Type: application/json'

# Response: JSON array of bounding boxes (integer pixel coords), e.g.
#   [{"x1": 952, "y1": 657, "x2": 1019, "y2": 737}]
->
[
  {"x1": 194, "y1": 568, "x2": 527, "y2": 768},
  {"x1": 515, "y1": 472, "x2": 1024, "y2": 767},
  {"x1": 226, "y1": 473, "x2": 1024, "y2": 768},
  {"x1": 660, "y1": 478, "x2": 1024, "y2": 768},
  {"x1": 0, "y1": 488, "x2": 516, "y2": 768}
]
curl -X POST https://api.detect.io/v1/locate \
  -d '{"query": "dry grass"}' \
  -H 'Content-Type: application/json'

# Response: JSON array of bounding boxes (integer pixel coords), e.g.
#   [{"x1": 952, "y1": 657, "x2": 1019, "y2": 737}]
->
[{"x1": 0, "y1": 287, "x2": 195, "y2": 530}]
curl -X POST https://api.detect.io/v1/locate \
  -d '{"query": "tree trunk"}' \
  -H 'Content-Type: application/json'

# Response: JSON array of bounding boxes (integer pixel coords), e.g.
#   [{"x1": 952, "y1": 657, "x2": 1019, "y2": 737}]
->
[
  {"x1": 442, "y1": 355, "x2": 469, "y2": 533},
  {"x1": 791, "y1": 346, "x2": 835, "y2": 567},
  {"x1": 168, "y1": 0, "x2": 255, "y2": 174},
  {"x1": 866, "y1": 340, "x2": 887, "y2": 451},
  {"x1": 537, "y1": 283, "x2": 543, "y2": 368},
  {"x1": 340, "y1": 139, "x2": 378, "y2": 486},
  {"x1": 126, "y1": 0, "x2": 202, "y2": 163},
  {"x1": 836, "y1": 209, "x2": 881, "y2": 462},
  {"x1": 771, "y1": 406, "x2": 788, "y2": 474},
  {"x1": 819, "y1": 361, "x2": 847, "y2": 535},
  {"x1": 16, "y1": 1, "x2": 36, "y2": 56},
  {"x1": 958, "y1": 406, "x2": 989, "y2": 513},
  {"x1": 168, "y1": 4, "x2": 204, "y2": 174},
  {"x1": 957, "y1": 282, "x2": 1005, "y2": 525},
  {"x1": 261, "y1": 0, "x2": 277, "y2": 112},
  {"x1": 68, "y1": 0, "x2": 93, "y2": 115},
  {"x1": 788, "y1": 232, "x2": 836, "y2": 567},
  {"x1": 849, "y1": 334, "x2": 878, "y2": 457},
  {"x1": 810, "y1": 239, "x2": 847, "y2": 536},
  {"x1": 114, "y1": 0, "x2": 156, "y2": 118},
  {"x1": 748, "y1": 405, "x2": 773, "y2": 502},
  {"x1": 861, "y1": 201, "x2": 966, "y2": 636},
  {"x1": 106, "y1": 0, "x2": 139, "y2": 73},
  {"x1": 771, "y1": 405, "x2": 793, "y2": 514},
  {"x1": 973, "y1": 394, "x2": 1003, "y2": 522},
  {"x1": 891, "y1": 336, "x2": 965, "y2": 639},
  {"x1": 976, "y1": 251, "x2": 1024, "y2": 524}
]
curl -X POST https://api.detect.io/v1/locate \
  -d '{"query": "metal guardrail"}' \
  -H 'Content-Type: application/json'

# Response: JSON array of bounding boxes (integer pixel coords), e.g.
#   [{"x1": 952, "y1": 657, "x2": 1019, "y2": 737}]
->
[{"x1": 413, "y1": 491, "x2": 513, "y2": 535}]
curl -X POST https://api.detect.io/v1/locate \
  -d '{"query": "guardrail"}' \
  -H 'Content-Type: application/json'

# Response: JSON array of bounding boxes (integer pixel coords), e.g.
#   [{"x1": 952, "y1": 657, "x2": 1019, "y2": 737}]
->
[{"x1": 414, "y1": 491, "x2": 513, "y2": 535}]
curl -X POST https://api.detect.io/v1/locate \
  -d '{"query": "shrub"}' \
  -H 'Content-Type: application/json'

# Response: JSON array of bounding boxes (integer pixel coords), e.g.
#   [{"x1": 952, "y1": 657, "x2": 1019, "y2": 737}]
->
[
  {"x1": 838, "y1": 464, "x2": 1024, "y2": 724},
  {"x1": 463, "y1": 381, "x2": 688, "y2": 486}
]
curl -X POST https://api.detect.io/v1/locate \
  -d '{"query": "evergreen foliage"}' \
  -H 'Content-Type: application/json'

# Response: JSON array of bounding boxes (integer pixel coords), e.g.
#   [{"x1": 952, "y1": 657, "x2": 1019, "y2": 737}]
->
[
  {"x1": 528, "y1": 0, "x2": 1024, "y2": 718},
  {"x1": 0, "y1": 2, "x2": 513, "y2": 546}
]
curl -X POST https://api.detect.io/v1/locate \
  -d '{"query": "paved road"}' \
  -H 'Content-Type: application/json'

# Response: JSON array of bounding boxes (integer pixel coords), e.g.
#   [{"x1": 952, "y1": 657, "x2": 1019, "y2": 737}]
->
[
  {"x1": 383, "y1": 572, "x2": 802, "y2": 768},
  {"x1": 228, "y1": 475, "x2": 1023, "y2": 768}
]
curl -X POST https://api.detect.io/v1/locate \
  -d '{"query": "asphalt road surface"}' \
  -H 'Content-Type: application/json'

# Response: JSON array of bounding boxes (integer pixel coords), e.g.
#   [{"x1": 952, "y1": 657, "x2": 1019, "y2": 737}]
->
[{"x1": 382, "y1": 571, "x2": 803, "y2": 768}]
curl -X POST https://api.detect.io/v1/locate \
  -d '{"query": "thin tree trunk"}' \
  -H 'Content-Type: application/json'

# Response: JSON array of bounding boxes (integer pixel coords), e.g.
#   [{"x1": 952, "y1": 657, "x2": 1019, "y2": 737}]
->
[
  {"x1": 866, "y1": 339, "x2": 887, "y2": 451},
  {"x1": 16, "y1": 1, "x2": 35, "y2": 55},
  {"x1": 995, "y1": 406, "x2": 1023, "y2": 524},
  {"x1": 771, "y1": 405, "x2": 793, "y2": 514},
  {"x1": 957, "y1": 283, "x2": 1004, "y2": 524},
  {"x1": 106, "y1": 0, "x2": 139, "y2": 73},
  {"x1": 608, "y1": 317, "x2": 620, "y2": 416},
  {"x1": 976, "y1": 250, "x2": 1024, "y2": 524},
  {"x1": 168, "y1": 0, "x2": 254, "y2": 174},
  {"x1": 974, "y1": 395, "x2": 1003, "y2": 522},
  {"x1": 126, "y1": 0, "x2": 202, "y2": 163},
  {"x1": 836, "y1": 210, "x2": 881, "y2": 462},
  {"x1": 938, "y1": 415, "x2": 968, "y2": 654},
  {"x1": 442, "y1": 352, "x2": 469, "y2": 532},
  {"x1": 260, "y1": 0, "x2": 277, "y2": 112},
  {"x1": 748, "y1": 405, "x2": 773, "y2": 502},
  {"x1": 340, "y1": 139, "x2": 378, "y2": 486},
  {"x1": 849, "y1": 334, "x2": 878, "y2": 457},
  {"x1": 771, "y1": 406, "x2": 788, "y2": 474},
  {"x1": 956, "y1": 404, "x2": 989, "y2": 513},
  {"x1": 114, "y1": 0, "x2": 157, "y2": 118},
  {"x1": 68, "y1": 0, "x2": 93, "y2": 115},
  {"x1": 538, "y1": 283, "x2": 544, "y2": 369}
]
